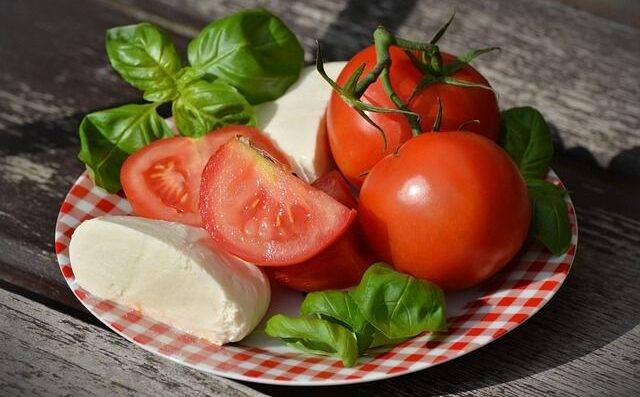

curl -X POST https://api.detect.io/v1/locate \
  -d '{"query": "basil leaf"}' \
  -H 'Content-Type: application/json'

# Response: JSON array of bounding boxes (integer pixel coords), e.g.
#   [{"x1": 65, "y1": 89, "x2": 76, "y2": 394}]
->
[
  {"x1": 301, "y1": 291, "x2": 375, "y2": 353},
  {"x1": 265, "y1": 314, "x2": 358, "y2": 367},
  {"x1": 500, "y1": 107, "x2": 554, "y2": 179},
  {"x1": 369, "y1": 332, "x2": 409, "y2": 349},
  {"x1": 77, "y1": 103, "x2": 173, "y2": 193},
  {"x1": 106, "y1": 22, "x2": 182, "y2": 102},
  {"x1": 350, "y1": 263, "x2": 446, "y2": 339},
  {"x1": 527, "y1": 179, "x2": 571, "y2": 255},
  {"x1": 188, "y1": 9, "x2": 304, "y2": 104},
  {"x1": 172, "y1": 77, "x2": 256, "y2": 137}
]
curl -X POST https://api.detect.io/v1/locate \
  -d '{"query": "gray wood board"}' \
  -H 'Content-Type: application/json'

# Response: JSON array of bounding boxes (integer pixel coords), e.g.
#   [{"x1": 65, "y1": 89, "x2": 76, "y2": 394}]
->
[
  {"x1": 1, "y1": 0, "x2": 638, "y2": 311},
  {"x1": 0, "y1": 286, "x2": 265, "y2": 397},
  {"x1": 0, "y1": 0, "x2": 639, "y2": 395}
]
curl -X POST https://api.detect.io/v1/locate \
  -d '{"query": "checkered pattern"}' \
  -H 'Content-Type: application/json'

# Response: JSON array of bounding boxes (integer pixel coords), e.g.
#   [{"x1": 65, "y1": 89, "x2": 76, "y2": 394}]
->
[{"x1": 55, "y1": 172, "x2": 578, "y2": 385}]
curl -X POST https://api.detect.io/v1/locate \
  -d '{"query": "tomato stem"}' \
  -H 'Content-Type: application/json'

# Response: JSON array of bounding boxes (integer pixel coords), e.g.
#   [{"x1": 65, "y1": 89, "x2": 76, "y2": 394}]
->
[
  {"x1": 373, "y1": 26, "x2": 423, "y2": 136},
  {"x1": 315, "y1": 41, "x2": 418, "y2": 149}
]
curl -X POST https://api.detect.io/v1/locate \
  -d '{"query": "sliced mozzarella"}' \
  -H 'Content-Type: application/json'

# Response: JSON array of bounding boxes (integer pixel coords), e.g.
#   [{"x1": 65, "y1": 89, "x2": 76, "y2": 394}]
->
[
  {"x1": 255, "y1": 61, "x2": 347, "y2": 182},
  {"x1": 69, "y1": 216, "x2": 270, "y2": 345}
]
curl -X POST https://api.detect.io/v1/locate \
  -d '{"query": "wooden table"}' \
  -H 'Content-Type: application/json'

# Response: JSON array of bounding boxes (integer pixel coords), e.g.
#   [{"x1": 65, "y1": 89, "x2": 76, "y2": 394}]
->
[{"x1": 1, "y1": 0, "x2": 639, "y2": 395}]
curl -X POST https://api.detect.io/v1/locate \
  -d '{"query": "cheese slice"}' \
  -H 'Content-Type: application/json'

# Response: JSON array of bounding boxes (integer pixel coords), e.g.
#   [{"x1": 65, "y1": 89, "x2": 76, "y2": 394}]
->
[
  {"x1": 69, "y1": 216, "x2": 270, "y2": 345},
  {"x1": 255, "y1": 61, "x2": 347, "y2": 182}
]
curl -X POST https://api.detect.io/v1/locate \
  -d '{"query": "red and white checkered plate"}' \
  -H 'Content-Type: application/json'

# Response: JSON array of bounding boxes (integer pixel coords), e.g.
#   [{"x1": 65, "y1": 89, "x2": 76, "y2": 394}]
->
[{"x1": 55, "y1": 170, "x2": 577, "y2": 386}]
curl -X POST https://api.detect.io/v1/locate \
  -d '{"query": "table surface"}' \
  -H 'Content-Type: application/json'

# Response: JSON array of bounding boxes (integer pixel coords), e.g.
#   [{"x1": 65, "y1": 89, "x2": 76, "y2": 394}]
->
[{"x1": 1, "y1": 0, "x2": 639, "y2": 395}]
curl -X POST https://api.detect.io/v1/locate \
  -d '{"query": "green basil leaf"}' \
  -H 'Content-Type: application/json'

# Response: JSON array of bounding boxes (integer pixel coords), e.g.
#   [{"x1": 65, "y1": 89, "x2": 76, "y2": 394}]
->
[
  {"x1": 369, "y1": 332, "x2": 409, "y2": 349},
  {"x1": 175, "y1": 66, "x2": 208, "y2": 87},
  {"x1": 350, "y1": 263, "x2": 446, "y2": 339},
  {"x1": 527, "y1": 179, "x2": 571, "y2": 255},
  {"x1": 106, "y1": 22, "x2": 182, "y2": 102},
  {"x1": 500, "y1": 107, "x2": 554, "y2": 179},
  {"x1": 172, "y1": 77, "x2": 256, "y2": 137},
  {"x1": 265, "y1": 314, "x2": 358, "y2": 367},
  {"x1": 188, "y1": 8, "x2": 304, "y2": 104},
  {"x1": 77, "y1": 103, "x2": 173, "y2": 193},
  {"x1": 301, "y1": 291, "x2": 375, "y2": 353}
]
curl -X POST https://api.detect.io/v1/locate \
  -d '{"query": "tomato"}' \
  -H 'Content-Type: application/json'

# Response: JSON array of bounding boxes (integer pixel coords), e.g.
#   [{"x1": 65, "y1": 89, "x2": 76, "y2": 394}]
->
[
  {"x1": 358, "y1": 132, "x2": 530, "y2": 291},
  {"x1": 199, "y1": 138, "x2": 357, "y2": 266},
  {"x1": 307, "y1": 170, "x2": 357, "y2": 209},
  {"x1": 270, "y1": 170, "x2": 372, "y2": 291},
  {"x1": 121, "y1": 125, "x2": 291, "y2": 226},
  {"x1": 327, "y1": 45, "x2": 499, "y2": 186}
]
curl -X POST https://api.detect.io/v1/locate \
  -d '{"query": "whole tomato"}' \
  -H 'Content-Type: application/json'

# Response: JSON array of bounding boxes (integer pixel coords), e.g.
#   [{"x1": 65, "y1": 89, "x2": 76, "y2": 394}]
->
[
  {"x1": 327, "y1": 45, "x2": 499, "y2": 187},
  {"x1": 358, "y1": 132, "x2": 530, "y2": 291}
]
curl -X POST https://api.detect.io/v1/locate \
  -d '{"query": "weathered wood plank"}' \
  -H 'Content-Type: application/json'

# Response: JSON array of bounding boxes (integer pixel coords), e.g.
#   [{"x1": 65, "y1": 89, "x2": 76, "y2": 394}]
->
[
  {"x1": 0, "y1": 0, "x2": 639, "y2": 395},
  {"x1": 115, "y1": 0, "x2": 640, "y2": 171},
  {"x1": 0, "y1": 286, "x2": 266, "y2": 397},
  {"x1": 0, "y1": 0, "x2": 177, "y2": 310},
  {"x1": 1, "y1": 0, "x2": 639, "y2": 308}
]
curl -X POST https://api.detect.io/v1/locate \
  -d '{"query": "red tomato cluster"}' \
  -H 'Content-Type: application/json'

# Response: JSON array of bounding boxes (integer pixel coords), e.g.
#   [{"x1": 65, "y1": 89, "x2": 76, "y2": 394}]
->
[
  {"x1": 120, "y1": 43, "x2": 530, "y2": 292},
  {"x1": 327, "y1": 46, "x2": 499, "y2": 187}
]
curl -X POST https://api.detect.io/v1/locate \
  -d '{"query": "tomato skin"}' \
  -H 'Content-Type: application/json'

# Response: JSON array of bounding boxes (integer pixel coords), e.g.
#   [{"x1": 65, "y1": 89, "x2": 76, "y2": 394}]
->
[
  {"x1": 199, "y1": 138, "x2": 356, "y2": 266},
  {"x1": 270, "y1": 170, "x2": 372, "y2": 291},
  {"x1": 327, "y1": 45, "x2": 499, "y2": 186},
  {"x1": 121, "y1": 125, "x2": 290, "y2": 226},
  {"x1": 307, "y1": 170, "x2": 358, "y2": 209},
  {"x1": 358, "y1": 132, "x2": 530, "y2": 291},
  {"x1": 271, "y1": 228, "x2": 373, "y2": 291}
]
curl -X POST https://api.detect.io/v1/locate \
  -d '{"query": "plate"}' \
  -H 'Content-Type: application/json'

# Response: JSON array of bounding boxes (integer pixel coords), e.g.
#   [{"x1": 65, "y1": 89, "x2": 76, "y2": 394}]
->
[{"x1": 55, "y1": 170, "x2": 577, "y2": 386}]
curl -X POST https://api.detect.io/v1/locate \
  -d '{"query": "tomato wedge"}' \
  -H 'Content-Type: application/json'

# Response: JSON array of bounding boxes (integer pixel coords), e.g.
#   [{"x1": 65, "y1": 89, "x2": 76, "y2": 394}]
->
[
  {"x1": 199, "y1": 138, "x2": 356, "y2": 266},
  {"x1": 121, "y1": 125, "x2": 291, "y2": 226},
  {"x1": 270, "y1": 170, "x2": 372, "y2": 291}
]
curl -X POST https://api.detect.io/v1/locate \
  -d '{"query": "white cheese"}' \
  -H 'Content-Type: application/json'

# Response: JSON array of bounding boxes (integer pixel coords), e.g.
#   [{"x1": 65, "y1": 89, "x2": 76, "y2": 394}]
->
[
  {"x1": 255, "y1": 61, "x2": 347, "y2": 182},
  {"x1": 69, "y1": 216, "x2": 270, "y2": 345}
]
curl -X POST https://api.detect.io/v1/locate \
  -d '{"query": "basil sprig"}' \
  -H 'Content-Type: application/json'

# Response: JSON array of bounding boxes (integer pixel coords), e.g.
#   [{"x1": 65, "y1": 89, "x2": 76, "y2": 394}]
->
[
  {"x1": 265, "y1": 315, "x2": 359, "y2": 368},
  {"x1": 106, "y1": 23, "x2": 182, "y2": 102},
  {"x1": 173, "y1": 76, "x2": 256, "y2": 138},
  {"x1": 527, "y1": 179, "x2": 572, "y2": 255},
  {"x1": 300, "y1": 290, "x2": 376, "y2": 354},
  {"x1": 500, "y1": 107, "x2": 571, "y2": 255},
  {"x1": 188, "y1": 9, "x2": 304, "y2": 104},
  {"x1": 351, "y1": 263, "x2": 446, "y2": 339},
  {"x1": 78, "y1": 9, "x2": 302, "y2": 192},
  {"x1": 265, "y1": 263, "x2": 446, "y2": 367},
  {"x1": 77, "y1": 104, "x2": 173, "y2": 193},
  {"x1": 500, "y1": 107, "x2": 554, "y2": 180}
]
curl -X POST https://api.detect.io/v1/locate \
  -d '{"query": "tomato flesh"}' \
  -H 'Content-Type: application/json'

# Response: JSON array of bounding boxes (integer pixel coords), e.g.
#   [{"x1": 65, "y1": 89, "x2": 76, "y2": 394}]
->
[
  {"x1": 359, "y1": 132, "x2": 530, "y2": 291},
  {"x1": 121, "y1": 125, "x2": 291, "y2": 226},
  {"x1": 327, "y1": 45, "x2": 499, "y2": 186},
  {"x1": 199, "y1": 138, "x2": 356, "y2": 266},
  {"x1": 270, "y1": 170, "x2": 372, "y2": 291}
]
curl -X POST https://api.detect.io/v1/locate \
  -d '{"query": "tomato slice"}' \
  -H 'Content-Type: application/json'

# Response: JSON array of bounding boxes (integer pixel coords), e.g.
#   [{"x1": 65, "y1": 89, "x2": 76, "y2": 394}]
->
[
  {"x1": 199, "y1": 138, "x2": 356, "y2": 266},
  {"x1": 121, "y1": 125, "x2": 291, "y2": 226},
  {"x1": 270, "y1": 170, "x2": 372, "y2": 291}
]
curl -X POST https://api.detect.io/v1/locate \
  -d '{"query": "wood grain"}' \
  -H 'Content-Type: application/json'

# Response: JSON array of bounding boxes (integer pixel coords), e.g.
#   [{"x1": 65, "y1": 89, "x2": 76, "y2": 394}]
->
[
  {"x1": 0, "y1": 286, "x2": 265, "y2": 397},
  {"x1": 0, "y1": 0, "x2": 639, "y2": 395},
  {"x1": 118, "y1": 0, "x2": 640, "y2": 171}
]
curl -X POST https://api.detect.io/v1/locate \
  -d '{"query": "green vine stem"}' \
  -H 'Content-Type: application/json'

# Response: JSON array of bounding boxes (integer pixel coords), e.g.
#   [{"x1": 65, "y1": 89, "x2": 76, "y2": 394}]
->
[
  {"x1": 315, "y1": 12, "x2": 500, "y2": 145},
  {"x1": 315, "y1": 42, "x2": 418, "y2": 149},
  {"x1": 373, "y1": 26, "x2": 423, "y2": 136}
]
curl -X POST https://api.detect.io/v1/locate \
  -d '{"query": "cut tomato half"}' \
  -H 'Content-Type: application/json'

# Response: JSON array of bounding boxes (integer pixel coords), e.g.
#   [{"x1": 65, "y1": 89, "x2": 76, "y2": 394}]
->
[
  {"x1": 270, "y1": 170, "x2": 372, "y2": 291},
  {"x1": 199, "y1": 138, "x2": 356, "y2": 266},
  {"x1": 121, "y1": 125, "x2": 291, "y2": 226}
]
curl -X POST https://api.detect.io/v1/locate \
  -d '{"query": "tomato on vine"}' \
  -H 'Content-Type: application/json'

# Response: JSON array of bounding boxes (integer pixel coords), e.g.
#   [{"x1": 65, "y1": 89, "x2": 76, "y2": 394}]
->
[{"x1": 319, "y1": 14, "x2": 500, "y2": 186}]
